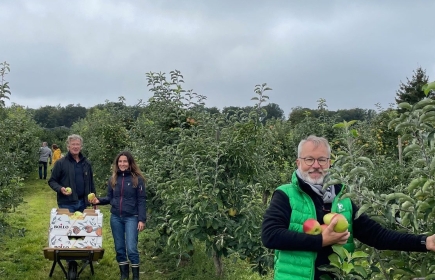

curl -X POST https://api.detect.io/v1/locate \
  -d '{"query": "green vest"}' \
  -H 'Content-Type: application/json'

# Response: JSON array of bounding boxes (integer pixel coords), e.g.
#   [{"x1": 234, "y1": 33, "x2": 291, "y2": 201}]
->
[{"x1": 273, "y1": 172, "x2": 354, "y2": 280}]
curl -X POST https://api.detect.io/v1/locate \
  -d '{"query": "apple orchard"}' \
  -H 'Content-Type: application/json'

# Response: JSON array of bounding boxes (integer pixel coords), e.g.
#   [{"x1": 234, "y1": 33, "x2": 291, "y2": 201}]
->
[{"x1": 1, "y1": 65, "x2": 435, "y2": 279}]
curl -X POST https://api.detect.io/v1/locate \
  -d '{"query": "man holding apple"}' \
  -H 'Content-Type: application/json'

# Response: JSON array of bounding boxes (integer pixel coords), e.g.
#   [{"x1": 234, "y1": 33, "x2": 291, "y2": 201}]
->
[
  {"x1": 262, "y1": 135, "x2": 435, "y2": 280},
  {"x1": 48, "y1": 134, "x2": 96, "y2": 213}
]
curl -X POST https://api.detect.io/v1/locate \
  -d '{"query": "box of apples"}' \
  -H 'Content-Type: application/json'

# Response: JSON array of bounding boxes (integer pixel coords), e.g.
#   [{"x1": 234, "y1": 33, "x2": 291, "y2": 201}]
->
[
  {"x1": 48, "y1": 234, "x2": 103, "y2": 249},
  {"x1": 303, "y1": 212, "x2": 349, "y2": 235}
]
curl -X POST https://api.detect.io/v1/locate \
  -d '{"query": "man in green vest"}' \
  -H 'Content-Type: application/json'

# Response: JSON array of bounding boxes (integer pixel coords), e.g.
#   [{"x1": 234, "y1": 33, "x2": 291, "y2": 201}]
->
[{"x1": 262, "y1": 135, "x2": 435, "y2": 280}]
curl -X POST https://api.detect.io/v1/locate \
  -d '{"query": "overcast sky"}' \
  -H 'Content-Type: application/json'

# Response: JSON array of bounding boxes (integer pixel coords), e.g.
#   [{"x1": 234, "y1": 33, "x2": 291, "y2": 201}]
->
[{"x1": 1, "y1": 0, "x2": 434, "y2": 116}]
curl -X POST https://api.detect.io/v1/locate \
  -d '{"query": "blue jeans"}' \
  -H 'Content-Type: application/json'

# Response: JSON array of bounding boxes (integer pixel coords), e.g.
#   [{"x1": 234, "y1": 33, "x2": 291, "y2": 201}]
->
[
  {"x1": 58, "y1": 199, "x2": 86, "y2": 213},
  {"x1": 110, "y1": 214, "x2": 139, "y2": 264},
  {"x1": 38, "y1": 161, "x2": 48, "y2": 179}
]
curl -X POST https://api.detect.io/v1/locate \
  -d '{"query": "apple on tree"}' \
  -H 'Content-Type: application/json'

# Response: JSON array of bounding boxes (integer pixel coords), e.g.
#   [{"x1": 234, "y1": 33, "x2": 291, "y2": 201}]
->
[{"x1": 303, "y1": 218, "x2": 322, "y2": 235}]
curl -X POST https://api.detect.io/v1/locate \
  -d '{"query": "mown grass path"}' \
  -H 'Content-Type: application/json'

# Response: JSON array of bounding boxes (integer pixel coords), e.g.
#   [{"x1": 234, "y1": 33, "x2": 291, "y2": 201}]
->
[
  {"x1": 0, "y1": 172, "x2": 123, "y2": 280},
  {"x1": 0, "y1": 172, "x2": 272, "y2": 280}
]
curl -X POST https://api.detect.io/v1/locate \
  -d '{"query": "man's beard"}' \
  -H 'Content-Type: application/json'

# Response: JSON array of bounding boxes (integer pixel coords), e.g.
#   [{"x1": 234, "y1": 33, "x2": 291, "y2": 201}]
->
[{"x1": 298, "y1": 168, "x2": 326, "y2": 185}]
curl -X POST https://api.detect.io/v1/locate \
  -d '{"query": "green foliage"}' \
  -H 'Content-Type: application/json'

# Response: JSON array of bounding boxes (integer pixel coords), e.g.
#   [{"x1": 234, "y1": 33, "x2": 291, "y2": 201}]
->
[
  {"x1": 0, "y1": 61, "x2": 11, "y2": 108},
  {"x1": 422, "y1": 80, "x2": 435, "y2": 96},
  {"x1": 32, "y1": 104, "x2": 87, "y2": 128},
  {"x1": 128, "y1": 72, "x2": 277, "y2": 277},
  {"x1": 318, "y1": 246, "x2": 370, "y2": 280},
  {"x1": 395, "y1": 67, "x2": 432, "y2": 111},
  {"x1": 40, "y1": 126, "x2": 71, "y2": 152},
  {"x1": 328, "y1": 96, "x2": 435, "y2": 279},
  {"x1": 0, "y1": 105, "x2": 41, "y2": 228},
  {"x1": 71, "y1": 101, "x2": 130, "y2": 189}
]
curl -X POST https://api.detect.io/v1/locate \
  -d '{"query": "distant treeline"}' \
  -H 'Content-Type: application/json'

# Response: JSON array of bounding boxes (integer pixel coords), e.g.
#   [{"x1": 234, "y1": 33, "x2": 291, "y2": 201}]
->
[{"x1": 28, "y1": 101, "x2": 377, "y2": 129}]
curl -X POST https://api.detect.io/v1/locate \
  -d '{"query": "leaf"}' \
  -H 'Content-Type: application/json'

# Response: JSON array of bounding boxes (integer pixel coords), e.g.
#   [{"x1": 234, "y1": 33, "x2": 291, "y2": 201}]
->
[
  {"x1": 398, "y1": 102, "x2": 412, "y2": 111},
  {"x1": 351, "y1": 251, "x2": 369, "y2": 258},
  {"x1": 401, "y1": 200, "x2": 414, "y2": 211},
  {"x1": 332, "y1": 245, "x2": 346, "y2": 260},
  {"x1": 407, "y1": 177, "x2": 425, "y2": 192},
  {"x1": 324, "y1": 179, "x2": 342, "y2": 189},
  {"x1": 352, "y1": 266, "x2": 368, "y2": 278},
  {"x1": 355, "y1": 204, "x2": 370, "y2": 219},
  {"x1": 403, "y1": 143, "x2": 421, "y2": 157},
  {"x1": 423, "y1": 104, "x2": 435, "y2": 113},
  {"x1": 414, "y1": 98, "x2": 435, "y2": 110},
  {"x1": 348, "y1": 166, "x2": 369, "y2": 178},
  {"x1": 350, "y1": 129, "x2": 358, "y2": 137},
  {"x1": 395, "y1": 122, "x2": 417, "y2": 132},
  {"x1": 420, "y1": 111, "x2": 435, "y2": 123},
  {"x1": 384, "y1": 193, "x2": 414, "y2": 203},
  {"x1": 422, "y1": 81, "x2": 435, "y2": 96},
  {"x1": 342, "y1": 262, "x2": 354, "y2": 274},
  {"x1": 328, "y1": 253, "x2": 341, "y2": 267},
  {"x1": 333, "y1": 123, "x2": 346, "y2": 129},
  {"x1": 355, "y1": 157, "x2": 374, "y2": 169}
]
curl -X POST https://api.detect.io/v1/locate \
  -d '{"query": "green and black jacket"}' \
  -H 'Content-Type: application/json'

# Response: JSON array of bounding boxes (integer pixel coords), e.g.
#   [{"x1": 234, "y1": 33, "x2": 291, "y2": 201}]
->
[{"x1": 262, "y1": 171, "x2": 427, "y2": 280}]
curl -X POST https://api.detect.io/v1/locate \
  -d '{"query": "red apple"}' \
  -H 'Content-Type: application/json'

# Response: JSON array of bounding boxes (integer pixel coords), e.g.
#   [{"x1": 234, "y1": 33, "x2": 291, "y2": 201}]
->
[{"x1": 303, "y1": 218, "x2": 322, "y2": 235}]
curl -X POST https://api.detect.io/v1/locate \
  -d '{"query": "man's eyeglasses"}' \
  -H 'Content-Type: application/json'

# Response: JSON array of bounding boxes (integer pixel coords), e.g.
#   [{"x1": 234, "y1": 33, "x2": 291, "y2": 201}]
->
[{"x1": 299, "y1": 157, "x2": 330, "y2": 166}]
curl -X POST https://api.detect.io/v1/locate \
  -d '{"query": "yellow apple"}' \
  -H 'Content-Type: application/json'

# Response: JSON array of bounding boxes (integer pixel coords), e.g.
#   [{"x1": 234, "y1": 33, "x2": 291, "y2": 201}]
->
[
  {"x1": 323, "y1": 213, "x2": 336, "y2": 225},
  {"x1": 332, "y1": 213, "x2": 349, "y2": 233},
  {"x1": 303, "y1": 218, "x2": 322, "y2": 235},
  {"x1": 228, "y1": 208, "x2": 237, "y2": 217},
  {"x1": 65, "y1": 187, "x2": 72, "y2": 193},
  {"x1": 88, "y1": 193, "x2": 95, "y2": 201}
]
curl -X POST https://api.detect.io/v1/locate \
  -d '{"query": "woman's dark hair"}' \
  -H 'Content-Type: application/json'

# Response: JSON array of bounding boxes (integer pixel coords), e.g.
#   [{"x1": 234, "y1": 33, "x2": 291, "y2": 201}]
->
[
  {"x1": 110, "y1": 151, "x2": 145, "y2": 188},
  {"x1": 52, "y1": 144, "x2": 58, "y2": 150}
]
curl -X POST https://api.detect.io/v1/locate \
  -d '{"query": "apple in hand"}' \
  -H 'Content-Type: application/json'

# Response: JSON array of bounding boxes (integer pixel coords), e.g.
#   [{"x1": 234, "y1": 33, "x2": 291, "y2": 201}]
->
[
  {"x1": 303, "y1": 218, "x2": 322, "y2": 235},
  {"x1": 88, "y1": 193, "x2": 96, "y2": 202},
  {"x1": 65, "y1": 187, "x2": 72, "y2": 194},
  {"x1": 323, "y1": 213, "x2": 349, "y2": 233},
  {"x1": 331, "y1": 213, "x2": 348, "y2": 233},
  {"x1": 323, "y1": 213, "x2": 336, "y2": 225}
]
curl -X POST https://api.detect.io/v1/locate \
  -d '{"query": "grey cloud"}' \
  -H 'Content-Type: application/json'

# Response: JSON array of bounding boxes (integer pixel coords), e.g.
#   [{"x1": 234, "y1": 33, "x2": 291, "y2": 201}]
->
[{"x1": 1, "y1": 0, "x2": 434, "y2": 116}]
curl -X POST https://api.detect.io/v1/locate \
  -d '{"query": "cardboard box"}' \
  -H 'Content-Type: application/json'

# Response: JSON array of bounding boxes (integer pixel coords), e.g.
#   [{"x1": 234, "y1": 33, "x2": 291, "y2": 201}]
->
[
  {"x1": 48, "y1": 208, "x2": 103, "y2": 237},
  {"x1": 48, "y1": 234, "x2": 103, "y2": 249}
]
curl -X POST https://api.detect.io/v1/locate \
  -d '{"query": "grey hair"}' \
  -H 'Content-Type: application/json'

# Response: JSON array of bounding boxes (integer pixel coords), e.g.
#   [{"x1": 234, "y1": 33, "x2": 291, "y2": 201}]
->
[
  {"x1": 66, "y1": 134, "x2": 83, "y2": 146},
  {"x1": 42, "y1": 142, "x2": 48, "y2": 146},
  {"x1": 297, "y1": 135, "x2": 331, "y2": 157}
]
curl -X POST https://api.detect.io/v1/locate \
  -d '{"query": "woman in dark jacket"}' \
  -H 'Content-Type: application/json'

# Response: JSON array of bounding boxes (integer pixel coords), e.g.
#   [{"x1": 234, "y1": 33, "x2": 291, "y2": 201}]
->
[{"x1": 92, "y1": 151, "x2": 146, "y2": 280}]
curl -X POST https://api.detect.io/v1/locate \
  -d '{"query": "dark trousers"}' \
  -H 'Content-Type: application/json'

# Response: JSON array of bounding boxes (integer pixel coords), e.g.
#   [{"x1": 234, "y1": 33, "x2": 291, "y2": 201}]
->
[{"x1": 38, "y1": 161, "x2": 48, "y2": 179}]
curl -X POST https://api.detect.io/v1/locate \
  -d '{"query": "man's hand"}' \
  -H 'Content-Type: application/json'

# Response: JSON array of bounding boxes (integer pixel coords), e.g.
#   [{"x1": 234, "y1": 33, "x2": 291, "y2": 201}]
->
[
  {"x1": 426, "y1": 235, "x2": 435, "y2": 251},
  {"x1": 321, "y1": 217, "x2": 350, "y2": 247},
  {"x1": 91, "y1": 197, "x2": 100, "y2": 204},
  {"x1": 60, "y1": 187, "x2": 72, "y2": 196}
]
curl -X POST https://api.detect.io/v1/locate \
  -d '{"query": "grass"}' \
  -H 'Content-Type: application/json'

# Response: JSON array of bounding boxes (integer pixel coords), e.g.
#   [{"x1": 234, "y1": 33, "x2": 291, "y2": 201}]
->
[{"x1": 0, "y1": 171, "x2": 273, "y2": 280}]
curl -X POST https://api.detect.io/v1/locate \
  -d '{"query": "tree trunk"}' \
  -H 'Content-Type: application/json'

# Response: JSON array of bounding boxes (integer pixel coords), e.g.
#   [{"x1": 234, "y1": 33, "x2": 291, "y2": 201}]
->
[
  {"x1": 398, "y1": 136, "x2": 403, "y2": 165},
  {"x1": 212, "y1": 250, "x2": 224, "y2": 278},
  {"x1": 262, "y1": 190, "x2": 270, "y2": 205}
]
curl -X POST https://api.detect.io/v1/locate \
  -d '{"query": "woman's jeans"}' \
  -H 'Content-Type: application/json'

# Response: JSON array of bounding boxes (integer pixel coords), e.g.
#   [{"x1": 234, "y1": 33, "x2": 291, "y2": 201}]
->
[{"x1": 110, "y1": 214, "x2": 140, "y2": 264}]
